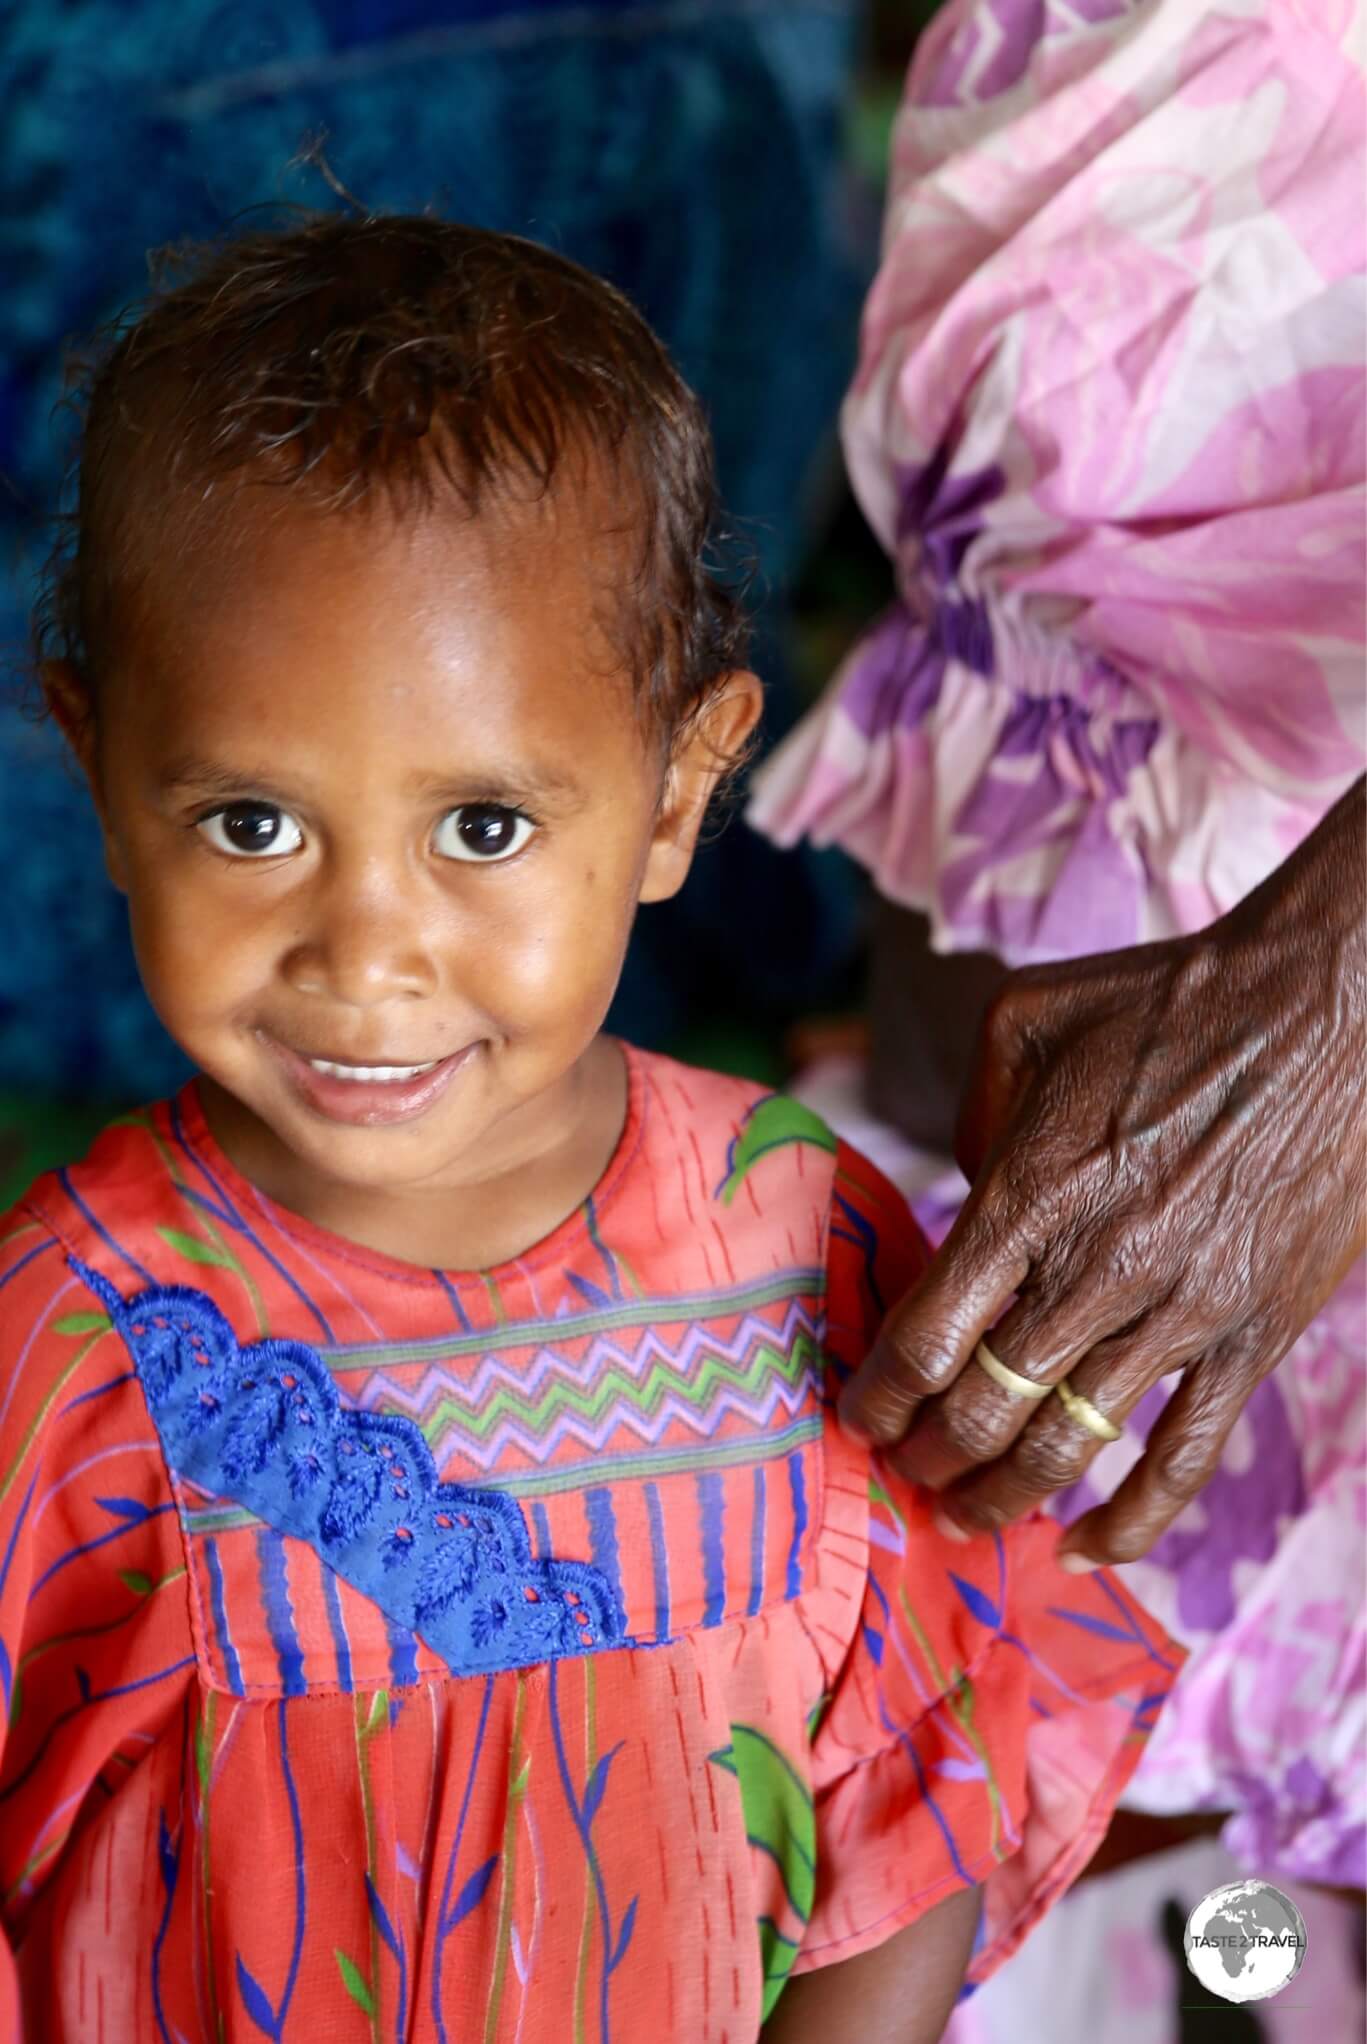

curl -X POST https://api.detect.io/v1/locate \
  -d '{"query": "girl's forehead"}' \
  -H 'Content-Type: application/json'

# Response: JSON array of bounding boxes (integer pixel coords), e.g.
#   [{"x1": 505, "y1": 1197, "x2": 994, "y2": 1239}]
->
[
  {"x1": 106, "y1": 486, "x2": 649, "y2": 781},
  {"x1": 170, "y1": 472, "x2": 612, "y2": 610},
  {"x1": 127, "y1": 484, "x2": 610, "y2": 675}
]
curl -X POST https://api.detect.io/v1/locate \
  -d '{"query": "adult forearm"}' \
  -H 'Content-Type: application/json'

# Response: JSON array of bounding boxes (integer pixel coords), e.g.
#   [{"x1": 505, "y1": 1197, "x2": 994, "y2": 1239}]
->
[{"x1": 1222, "y1": 772, "x2": 1366, "y2": 1224}]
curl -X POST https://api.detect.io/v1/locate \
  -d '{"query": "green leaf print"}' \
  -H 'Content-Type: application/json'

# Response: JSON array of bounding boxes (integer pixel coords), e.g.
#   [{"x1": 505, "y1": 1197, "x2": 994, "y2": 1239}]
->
[
  {"x1": 194, "y1": 1712, "x2": 213, "y2": 1799},
  {"x1": 805, "y1": 1694, "x2": 831, "y2": 1743},
  {"x1": 335, "y1": 1949, "x2": 376, "y2": 2017},
  {"x1": 718, "y1": 1098, "x2": 837, "y2": 1206},
  {"x1": 157, "y1": 1226, "x2": 236, "y2": 1268},
  {"x1": 118, "y1": 1570, "x2": 153, "y2": 1596},
  {"x1": 868, "y1": 1478, "x2": 905, "y2": 1531},
  {"x1": 709, "y1": 1725, "x2": 816, "y2": 2018},
  {"x1": 52, "y1": 1312, "x2": 112, "y2": 1336}
]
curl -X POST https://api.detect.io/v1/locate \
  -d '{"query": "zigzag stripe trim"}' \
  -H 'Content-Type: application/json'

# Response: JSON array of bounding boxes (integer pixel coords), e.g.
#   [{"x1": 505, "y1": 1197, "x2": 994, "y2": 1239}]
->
[
  {"x1": 354, "y1": 1316, "x2": 825, "y2": 1469},
  {"x1": 415, "y1": 1370, "x2": 814, "y2": 1474},
  {"x1": 350, "y1": 1302, "x2": 822, "y2": 1415}
]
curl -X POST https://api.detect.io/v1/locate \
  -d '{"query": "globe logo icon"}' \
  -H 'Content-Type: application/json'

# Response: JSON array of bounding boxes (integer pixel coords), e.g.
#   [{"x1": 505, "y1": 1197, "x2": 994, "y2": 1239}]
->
[{"x1": 1184, "y1": 1880, "x2": 1308, "y2": 2003}]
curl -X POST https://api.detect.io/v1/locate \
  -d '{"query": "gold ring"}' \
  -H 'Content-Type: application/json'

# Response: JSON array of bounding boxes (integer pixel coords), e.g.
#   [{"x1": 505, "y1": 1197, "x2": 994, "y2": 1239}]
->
[
  {"x1": 974, "y1": 1339, "x2": 1051, "y2": 1401},
  {"x1": 1054, "y1": 1376, "x2": 1122, "y2": 1442}
]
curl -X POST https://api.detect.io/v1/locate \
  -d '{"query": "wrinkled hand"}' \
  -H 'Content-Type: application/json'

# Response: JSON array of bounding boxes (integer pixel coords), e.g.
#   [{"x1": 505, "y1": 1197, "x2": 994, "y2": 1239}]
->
[{"x1": 840, "y1": 777, "x2": 1367, "y2": 1566}]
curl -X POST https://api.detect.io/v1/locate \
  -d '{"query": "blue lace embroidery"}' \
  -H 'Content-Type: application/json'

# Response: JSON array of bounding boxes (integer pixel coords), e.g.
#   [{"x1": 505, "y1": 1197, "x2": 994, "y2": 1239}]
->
[{"x1": 74, "y1": 1259, "x2": 626, "y2": 1677}]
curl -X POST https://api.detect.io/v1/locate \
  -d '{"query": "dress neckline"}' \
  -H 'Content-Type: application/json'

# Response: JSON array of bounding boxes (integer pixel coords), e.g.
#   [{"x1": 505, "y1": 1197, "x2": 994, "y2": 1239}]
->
[{"x1": 167, "y1": 1037, "x2": 646, "y2": 1289}]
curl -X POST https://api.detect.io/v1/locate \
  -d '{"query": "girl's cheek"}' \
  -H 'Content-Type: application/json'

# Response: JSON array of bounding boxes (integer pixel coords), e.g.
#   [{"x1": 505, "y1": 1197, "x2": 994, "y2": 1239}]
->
[
  {"x1": 491, "y1": 902, "x2": 624, "y2": 1016},
  {"x1": 133, "y1": 883, "x2": 266, "y2": 995}
]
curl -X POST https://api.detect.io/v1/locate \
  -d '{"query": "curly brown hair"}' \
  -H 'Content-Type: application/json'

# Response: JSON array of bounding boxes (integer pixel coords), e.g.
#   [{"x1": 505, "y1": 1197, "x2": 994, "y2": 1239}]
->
[{"x1": 36, "y1": 212, "x2": 752, "y2": 736}]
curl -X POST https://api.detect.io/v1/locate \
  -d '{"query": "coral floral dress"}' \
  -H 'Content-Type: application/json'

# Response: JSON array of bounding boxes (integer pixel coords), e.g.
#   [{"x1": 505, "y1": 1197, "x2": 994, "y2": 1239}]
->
[{"x1": 0, "y1": 1047, "x2": 1179, "y2": 2041}]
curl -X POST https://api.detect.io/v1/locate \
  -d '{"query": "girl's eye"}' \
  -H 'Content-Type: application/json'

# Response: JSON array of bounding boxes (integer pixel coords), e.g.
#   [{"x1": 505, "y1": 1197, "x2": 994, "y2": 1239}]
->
[
  {"x1": 196, "y1": 803, "x2": 304, "y2": 859},
  {"x1": 434, "y1": 805, "x2": 535, "y2": 864}
]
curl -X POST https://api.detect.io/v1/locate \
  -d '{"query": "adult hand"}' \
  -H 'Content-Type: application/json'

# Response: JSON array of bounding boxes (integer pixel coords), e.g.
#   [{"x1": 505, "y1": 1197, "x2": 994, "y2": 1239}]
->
[{"x1": 840, "y1": 776, "x2": 1367, "y2": 1567}]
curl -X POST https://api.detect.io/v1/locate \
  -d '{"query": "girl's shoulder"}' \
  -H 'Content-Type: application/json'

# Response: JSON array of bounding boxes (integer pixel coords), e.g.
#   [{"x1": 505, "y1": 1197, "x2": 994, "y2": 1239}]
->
[
  {"x1": 1, "y1": 1093, "x2": 192, "y2": 1348},
  {"x1": 628, "y1": 1042, "x2": 846, "y2": 1233},
  {"x1": 0, "y1": 1103, "x2": 198, "y2": 1523},
  {"x1": 6, "y1": 1089, "x2": 199, "y2": 1281},
  {"x1": 624, "y1": 1041, "x2": 932, "y2": 1353}
]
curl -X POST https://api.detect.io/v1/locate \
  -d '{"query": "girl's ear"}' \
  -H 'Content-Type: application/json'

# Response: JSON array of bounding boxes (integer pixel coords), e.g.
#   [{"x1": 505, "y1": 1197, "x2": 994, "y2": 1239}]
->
[
  {"x1": 42, "y1": 660, "x2": 127, "y2": 892},
  {"x1": 638, "y1": 670, "x2": 763, "y2": 904},
  {"x1": 43, "y1": 660, "x2": 98, "y2": 777}
]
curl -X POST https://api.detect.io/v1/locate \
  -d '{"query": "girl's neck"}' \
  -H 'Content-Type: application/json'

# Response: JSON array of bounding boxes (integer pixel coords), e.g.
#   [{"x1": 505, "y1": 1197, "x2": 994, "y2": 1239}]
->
[{"x1": 195, "y1": 1034, "x2": 630, "y2": 1274}]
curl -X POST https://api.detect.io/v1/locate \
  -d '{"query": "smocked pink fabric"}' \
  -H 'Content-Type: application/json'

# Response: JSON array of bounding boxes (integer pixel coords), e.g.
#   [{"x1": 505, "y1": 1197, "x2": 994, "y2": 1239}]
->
[{"x1": 750, "y1": 0, "x2": 1365, "y2": 960}]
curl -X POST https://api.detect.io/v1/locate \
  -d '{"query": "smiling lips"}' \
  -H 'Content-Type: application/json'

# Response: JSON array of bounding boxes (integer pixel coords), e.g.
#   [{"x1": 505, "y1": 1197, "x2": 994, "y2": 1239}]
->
[
  {"x1": 305, "y1": 1056, "x2": 442, "y2": 1083},
  {"x1": 265, "y1": 1036, "x2": 475, "y2": 1125}
]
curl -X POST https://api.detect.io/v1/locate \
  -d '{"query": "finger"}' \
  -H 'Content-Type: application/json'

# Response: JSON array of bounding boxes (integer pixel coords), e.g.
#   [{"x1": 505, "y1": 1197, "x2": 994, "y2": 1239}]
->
[
  {"x1": 929, "y1": 1313, "x2": 1192, "y2": 1535},
  {"x1": 888, "y1": 1267, "x2": 1161, "y2": 1495},
  {"x1": 1057, "y1": 1342, "x2": 1256, "y2": 1567},
  {"x1": 838, "y1": 1198, "x2": 1028, "y2": 1447}
]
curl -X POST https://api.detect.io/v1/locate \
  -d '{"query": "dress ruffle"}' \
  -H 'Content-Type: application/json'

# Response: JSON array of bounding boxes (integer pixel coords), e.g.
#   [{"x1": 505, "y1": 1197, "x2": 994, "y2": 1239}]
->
[{"x1": 799, "y1": 1431, "x2": 1183, "y2": 1979}]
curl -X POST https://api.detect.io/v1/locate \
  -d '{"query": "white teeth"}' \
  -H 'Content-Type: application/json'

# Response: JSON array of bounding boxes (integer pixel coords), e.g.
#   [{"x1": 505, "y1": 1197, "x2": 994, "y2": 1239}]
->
[{"x1": 306, "y1": 1059, "x2": 440, "y2": 1083}]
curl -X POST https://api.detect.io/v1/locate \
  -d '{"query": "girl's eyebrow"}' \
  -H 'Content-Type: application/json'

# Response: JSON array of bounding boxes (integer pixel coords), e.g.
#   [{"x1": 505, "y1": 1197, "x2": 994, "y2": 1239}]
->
[
  {"x1": 158, "y1": 755, "x2": 297, "y2": 801},
  {"x1": 407, "y1": 765, "x2": 584, "y2": 806},
  {"x1": 156, "y1": 753, "x2": 584, "y2": 808}
]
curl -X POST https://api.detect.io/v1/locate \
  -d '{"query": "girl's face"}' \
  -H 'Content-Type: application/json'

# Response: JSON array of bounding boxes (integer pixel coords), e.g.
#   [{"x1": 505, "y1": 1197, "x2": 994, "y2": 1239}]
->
[{"x1": 57, "y1": 481, "x2": 757, "y2": 1254}]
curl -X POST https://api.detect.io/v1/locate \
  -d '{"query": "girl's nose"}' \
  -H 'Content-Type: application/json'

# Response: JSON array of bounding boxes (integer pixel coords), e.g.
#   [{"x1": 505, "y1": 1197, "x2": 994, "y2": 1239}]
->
[{"x1": 280, "y1": 869, "x2": 439, "y2": 1006}]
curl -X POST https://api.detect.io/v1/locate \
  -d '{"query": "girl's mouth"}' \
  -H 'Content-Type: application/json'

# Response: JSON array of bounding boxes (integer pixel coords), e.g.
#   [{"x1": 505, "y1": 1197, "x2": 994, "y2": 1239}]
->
[
  {"x1": 307, "y1": 1057, "x2": 441, "y2": 1082},
  {"x1": 264, "y1": 1036, "x2": 477, "y2": 1126}
]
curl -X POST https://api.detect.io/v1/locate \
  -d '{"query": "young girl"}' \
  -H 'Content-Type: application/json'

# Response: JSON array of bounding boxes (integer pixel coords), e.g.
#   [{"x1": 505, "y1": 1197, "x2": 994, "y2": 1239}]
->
[{"x1": 0, "y1": 216, "x2": 1180, "y2": 2043}]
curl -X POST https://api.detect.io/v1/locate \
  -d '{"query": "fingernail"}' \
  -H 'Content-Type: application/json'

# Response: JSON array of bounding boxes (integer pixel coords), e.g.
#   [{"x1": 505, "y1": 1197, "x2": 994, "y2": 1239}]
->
[
  {"x1": 932, "y1": 1507, "x2": 972, "y2": 1544},
  {"x1": 1058, "y1": 1551, "x2": 1102, "y2": 1574}
]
